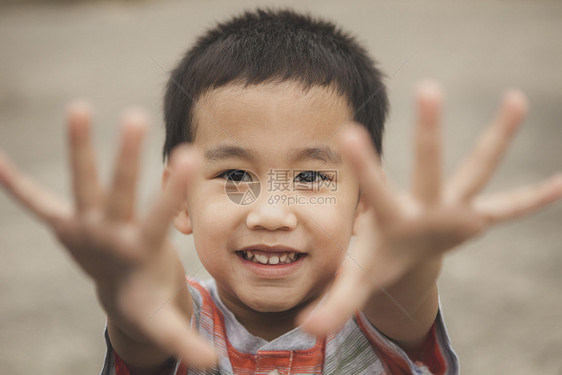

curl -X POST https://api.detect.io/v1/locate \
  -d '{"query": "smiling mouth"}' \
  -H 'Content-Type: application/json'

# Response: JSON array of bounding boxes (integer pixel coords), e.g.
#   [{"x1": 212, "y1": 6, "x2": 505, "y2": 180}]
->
[{"x1": 238, "y1": 250, "x2": 304, "y2": 265}]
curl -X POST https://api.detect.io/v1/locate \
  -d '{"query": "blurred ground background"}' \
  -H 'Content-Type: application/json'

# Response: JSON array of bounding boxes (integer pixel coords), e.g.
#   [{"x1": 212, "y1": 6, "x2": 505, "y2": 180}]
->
[{"x1": 0, "y1": 0, "x2": 561, "y2": 374}]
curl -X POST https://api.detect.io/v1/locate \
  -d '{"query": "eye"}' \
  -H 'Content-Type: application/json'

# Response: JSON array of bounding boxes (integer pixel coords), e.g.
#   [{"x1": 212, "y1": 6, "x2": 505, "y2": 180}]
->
[
  {"x1": 293, "y1": 171, "x2": 333, "y2": 183},
  {"x1": 217, "y1": 169, "x2": 253, "y2": 182}
]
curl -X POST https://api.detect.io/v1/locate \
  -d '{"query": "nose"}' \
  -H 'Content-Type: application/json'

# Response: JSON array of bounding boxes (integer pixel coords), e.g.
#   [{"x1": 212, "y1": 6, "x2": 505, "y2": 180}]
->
[{"x1": 246, "y1": 194, "x2": 297, "y2": 231}]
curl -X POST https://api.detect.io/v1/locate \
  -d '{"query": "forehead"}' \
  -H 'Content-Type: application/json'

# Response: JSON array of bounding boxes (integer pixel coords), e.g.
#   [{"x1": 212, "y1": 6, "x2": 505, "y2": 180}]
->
[{"x1": 191, "y1": 81, "x2": 352, "y2": 146}]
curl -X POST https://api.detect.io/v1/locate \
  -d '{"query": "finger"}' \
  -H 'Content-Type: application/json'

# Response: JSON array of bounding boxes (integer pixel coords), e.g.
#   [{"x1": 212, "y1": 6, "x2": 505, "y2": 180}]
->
[
  {"x1": 141, "y1": 306, "x2": 217, "y2": 369},
  {"x1": 339, "y1": 124, "x2": 401, "y2": 223},
  {"x1": 0, "y1": 151, "x2": 71, "y2": 223},
  {"x1": 141, "y1": 145, "x2": 201, "y2": 248},
  {"x1": 412, "y1": 80, "x2": 443, "y2": 204},
  {"x1": 448, "y1": 90, "x2": 528, "y2": 201},
  {"x1": 67, "y1": 100, "x2": 102, "y2": 211},
  {"x1": 105, "y1": 109, "x2": 147, "y2": 221},
  {"x1": 299, "y1": 256, "x2": 374, "y2": 336},
  {"x1": 300, "y1": 214, "x2": 389, "y2": 336},
  {"x1": 475, "y1": 174, "x2": 562, "y2": 224}
]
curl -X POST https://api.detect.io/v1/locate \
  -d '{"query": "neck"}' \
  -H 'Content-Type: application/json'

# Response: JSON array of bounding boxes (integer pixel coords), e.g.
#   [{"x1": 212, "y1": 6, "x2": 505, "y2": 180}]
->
[
  {"x1": 238, "y1": 309, "x2": 302, "y2": 341},
  {"x1": 219, "y1": 294, "x2": 312, "y2": 342}
]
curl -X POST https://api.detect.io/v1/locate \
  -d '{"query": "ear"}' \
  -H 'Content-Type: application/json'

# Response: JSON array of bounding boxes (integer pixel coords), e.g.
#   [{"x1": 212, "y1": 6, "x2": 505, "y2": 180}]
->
[
  {"x1": 351, "y1": 167, "x2": 387, "y2": 236},
  {"x1": 162, "y1": 166, "x2": 193, "y2": 235}
]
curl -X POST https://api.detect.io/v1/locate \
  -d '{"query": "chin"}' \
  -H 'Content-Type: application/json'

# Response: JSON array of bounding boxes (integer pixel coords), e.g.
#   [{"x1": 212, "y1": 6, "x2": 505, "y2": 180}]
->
[
  {"x1": 245, "y1": 296, "x2": 299, "y2": 313},
  {"x1": 252, "y1": 302, "x2": 297, "y2": 313},
  {"x1": 241, "y1": 289, "x2": 305, "y2": 313}
]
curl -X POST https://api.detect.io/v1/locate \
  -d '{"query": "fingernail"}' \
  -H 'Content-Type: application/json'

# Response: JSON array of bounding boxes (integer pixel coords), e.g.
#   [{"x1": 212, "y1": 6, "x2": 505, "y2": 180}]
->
[
  {"x1": 503, "y1": 89, "x2": 529, "y2": 115},
  {"x1": 67, "y1": 99, "x2": 92, "y2": 121},
  {"x1": 416, "y1": 79, "x2": 443, "y2": 98},
  {"x1": 550, "y1": 173, "x2": 562, "y2": 187},
  {"x1": 340, "y1": 125, "x2": 367, "y2": 147},
  {"x1": 121, "y1": 107, "x2": 149, "y2": 127}
]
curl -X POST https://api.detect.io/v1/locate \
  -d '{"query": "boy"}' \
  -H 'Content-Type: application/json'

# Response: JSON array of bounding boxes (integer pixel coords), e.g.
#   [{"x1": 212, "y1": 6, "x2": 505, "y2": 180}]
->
[{"x1": 0, "y1": 8, "x2": 561, "y2": 375}]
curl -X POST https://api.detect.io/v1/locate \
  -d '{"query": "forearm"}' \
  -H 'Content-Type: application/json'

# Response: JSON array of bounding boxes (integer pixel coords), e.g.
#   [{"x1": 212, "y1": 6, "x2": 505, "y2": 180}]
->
[{"x1": 362, "y1": 255, "x2": 442, "y2": 355}]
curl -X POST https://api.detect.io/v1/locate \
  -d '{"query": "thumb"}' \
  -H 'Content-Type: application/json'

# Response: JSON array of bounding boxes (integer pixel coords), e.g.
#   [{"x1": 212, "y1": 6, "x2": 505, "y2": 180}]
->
[
  {"x1": 298, "y1": 258, "x2": 373, "y2": 337},
  {"x1": 142, "y1": 144, "x2": 201, "y2": 247}
]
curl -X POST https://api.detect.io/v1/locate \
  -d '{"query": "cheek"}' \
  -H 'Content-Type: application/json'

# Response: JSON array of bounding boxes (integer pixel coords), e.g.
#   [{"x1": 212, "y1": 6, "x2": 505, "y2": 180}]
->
[
  {"x1": 303, "y1": 190, "x2": 357, "y2": 234},
  {"x1": 302, "y1": 204, "x2": 355, "y2": 257},
  {"x1": 189, "y1": 187, "x2": 243, "y2": 261},
  {"x1": 307, "y1": 192, "x2": 357, "y2": 260},
  {"x1": 189, "y1": 180, "x2": 236, "y2": 226}
]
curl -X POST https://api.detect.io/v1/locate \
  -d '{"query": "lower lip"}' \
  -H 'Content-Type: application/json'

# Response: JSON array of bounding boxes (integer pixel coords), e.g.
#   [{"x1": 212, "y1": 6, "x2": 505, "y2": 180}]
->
[{"x1": 236, "y1": 252, "x2": 306, "y2": 277}]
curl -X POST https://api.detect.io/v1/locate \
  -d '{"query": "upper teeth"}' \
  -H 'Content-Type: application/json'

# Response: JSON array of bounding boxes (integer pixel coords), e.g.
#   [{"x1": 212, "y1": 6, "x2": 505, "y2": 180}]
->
[{"x1": 242, "y1": 250, "x2": 299, "y2": 265}]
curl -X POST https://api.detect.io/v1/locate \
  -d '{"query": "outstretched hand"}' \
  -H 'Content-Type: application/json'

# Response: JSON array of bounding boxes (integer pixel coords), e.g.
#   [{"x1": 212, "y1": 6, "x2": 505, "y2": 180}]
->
[
  {"x1": 0, "y1": 103, "x2": 216, "y2": 369},
  {"x1": 300, "y1": 82, "x2": 562, "y2": 338}
]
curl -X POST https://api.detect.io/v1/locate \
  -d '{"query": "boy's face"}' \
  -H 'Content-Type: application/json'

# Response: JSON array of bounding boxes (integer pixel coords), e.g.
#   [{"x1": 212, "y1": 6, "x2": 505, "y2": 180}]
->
[{"x1": 176, "y1": 81, "x2": 363, "y2": 315}]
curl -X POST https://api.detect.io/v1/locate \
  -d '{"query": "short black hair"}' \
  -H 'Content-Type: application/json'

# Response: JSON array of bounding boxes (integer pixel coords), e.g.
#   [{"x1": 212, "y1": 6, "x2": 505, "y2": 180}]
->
[{"x1": 163, "y1": 8, "x2": 388, "y2": 160}]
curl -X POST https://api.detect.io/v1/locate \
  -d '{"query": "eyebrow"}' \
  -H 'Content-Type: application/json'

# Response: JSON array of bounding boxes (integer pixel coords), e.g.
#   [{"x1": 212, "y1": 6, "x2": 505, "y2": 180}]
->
[
  {"x1": 205, "y1": 144, "x2": 256, "y2": 162},
  {"x1": 204, "y1": 144, "x2": 342, "y2": 164},
  {"x1": 292, "y1": 146, "x2": 342, "y2": 164}
]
